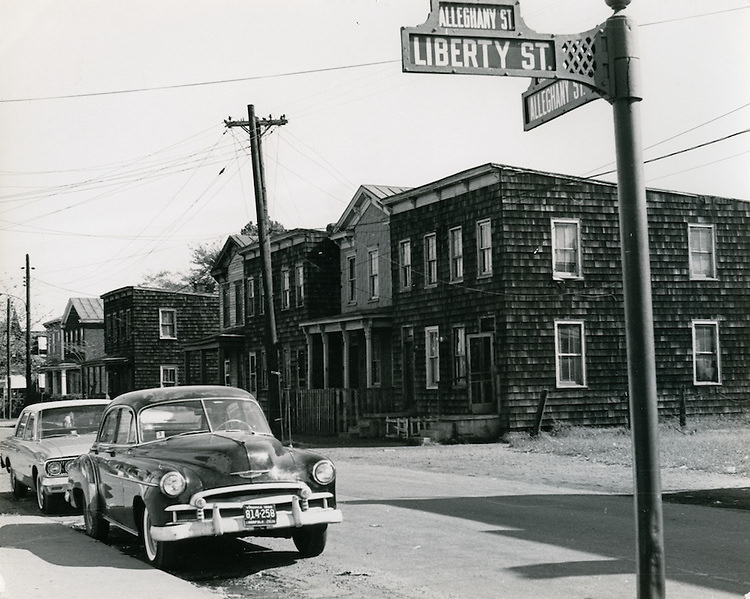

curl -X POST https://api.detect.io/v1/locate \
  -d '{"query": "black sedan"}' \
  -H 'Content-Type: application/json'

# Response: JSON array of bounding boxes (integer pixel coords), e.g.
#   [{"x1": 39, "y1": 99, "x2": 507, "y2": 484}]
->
[{"x1": 66, "y1": 385, "x2": 342, "y2": 568}]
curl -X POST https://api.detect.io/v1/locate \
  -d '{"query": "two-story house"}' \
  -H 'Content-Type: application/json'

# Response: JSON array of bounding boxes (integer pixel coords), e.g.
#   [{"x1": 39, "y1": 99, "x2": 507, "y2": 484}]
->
[
  {"x1": 381, "y1": 163, "x2": 750, "y2": 437},
  {"x1": 193, "y1": 229, "x2": 339, "y2": 415},
  {"x1": 99, "y1": 286, "x2": 218, "y2": 397},
  {"x1": 40, "y1": 298, "x2": 104, "y2": 399}
]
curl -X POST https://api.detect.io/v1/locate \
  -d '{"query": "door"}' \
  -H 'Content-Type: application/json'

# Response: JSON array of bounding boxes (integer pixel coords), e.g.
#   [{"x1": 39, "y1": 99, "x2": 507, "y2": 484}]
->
[
  {"x1": 468, "y1": 334, "x2": 496, "y2": 414},
  {"x1": 402, "y1": 327, "x2": 415, "y2": 409}
]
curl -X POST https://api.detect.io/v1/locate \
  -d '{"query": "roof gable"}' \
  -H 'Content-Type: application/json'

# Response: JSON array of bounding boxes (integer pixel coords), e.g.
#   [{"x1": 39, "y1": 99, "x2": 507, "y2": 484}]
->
[
  {"x1": 62, "y1": 297, "x2": 103, "y2": 325},
  {"x1": 331, "y1": 184, "x2": 411, "y2": 235}
]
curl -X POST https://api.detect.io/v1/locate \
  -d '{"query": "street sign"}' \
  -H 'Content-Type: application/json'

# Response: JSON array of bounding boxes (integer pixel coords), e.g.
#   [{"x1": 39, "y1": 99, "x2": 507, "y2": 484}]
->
[
  {"x1": 402, "y1": 1, "x2": 556, "y2": 78},
  {"x1": 402, "y1": 0, "x2": 610, "y2": 96},
  {"x1": 522, "y1": 78, "x2": 600, "y2": 131}
]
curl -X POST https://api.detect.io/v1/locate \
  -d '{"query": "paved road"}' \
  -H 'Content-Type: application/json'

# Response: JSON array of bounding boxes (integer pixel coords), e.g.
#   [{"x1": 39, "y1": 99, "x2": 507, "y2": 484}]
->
[{"x1": 1, "y1": 421, "x2": 749, "y2": 598}]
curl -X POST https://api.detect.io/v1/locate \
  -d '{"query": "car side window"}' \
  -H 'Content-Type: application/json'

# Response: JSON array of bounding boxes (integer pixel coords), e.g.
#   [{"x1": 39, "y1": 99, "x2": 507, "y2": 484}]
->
[
  {"x1": 115, "y1": 410, "x2": 135, "y2": 444},
  {"x1": 98, "y1": 410, "x2": 119, "y2": 444},
  {"x1": 15, "y1": 412, "x2": 29, "y2": 438},
  {"x1": 24, "y1": 414, "x2": 37, "y2": 441}
]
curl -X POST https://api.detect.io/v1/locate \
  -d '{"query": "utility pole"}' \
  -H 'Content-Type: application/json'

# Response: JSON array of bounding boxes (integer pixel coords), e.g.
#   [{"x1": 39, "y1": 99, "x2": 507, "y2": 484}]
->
[
  {"x1": 224, "y1": 106, "x2": 287, "y2": 438},
  {"x1": 605, "y1": 4, "x2": 665, "y2": 596},
  {"x1": 5, "y1": 298, "x2": 10, "y2": 419},
  {"x1": 24, "y1": 254, "x2": 33, "y2": 405}
]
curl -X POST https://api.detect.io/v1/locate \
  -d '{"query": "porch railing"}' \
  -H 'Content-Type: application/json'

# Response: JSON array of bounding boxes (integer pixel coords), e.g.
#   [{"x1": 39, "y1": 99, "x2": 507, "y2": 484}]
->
[{"x1": 282, "y1": 387, "x2": 399, "y2": 436}]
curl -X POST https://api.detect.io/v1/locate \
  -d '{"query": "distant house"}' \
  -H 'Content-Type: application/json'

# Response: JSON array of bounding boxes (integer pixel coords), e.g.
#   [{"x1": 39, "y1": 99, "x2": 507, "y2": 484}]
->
[
  {"x1": 40, "y1": 298, "x2": 104, "y2": 399},
  {"x1": 99, "y1": 286, "x2": 218, "y2": 397}
]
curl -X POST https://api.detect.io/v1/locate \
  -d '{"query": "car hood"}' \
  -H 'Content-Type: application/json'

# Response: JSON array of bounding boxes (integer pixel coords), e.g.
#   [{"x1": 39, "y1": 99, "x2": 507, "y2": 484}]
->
[
  {"x1": 134, "y1": 432, "x2": 313, "y2": 487},
  {"x1": 39, "y1": 434, "x2": 97, "y2": 459}
]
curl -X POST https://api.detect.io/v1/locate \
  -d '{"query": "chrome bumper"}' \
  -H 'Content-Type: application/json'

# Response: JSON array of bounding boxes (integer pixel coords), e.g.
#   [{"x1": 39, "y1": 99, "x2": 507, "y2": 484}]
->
[
  {"x1": 151, "y1": 494, "x2": 343, "y2": 542},
  {"x1": 151, "y1": 481, "x2": 343, "y2": 543}
]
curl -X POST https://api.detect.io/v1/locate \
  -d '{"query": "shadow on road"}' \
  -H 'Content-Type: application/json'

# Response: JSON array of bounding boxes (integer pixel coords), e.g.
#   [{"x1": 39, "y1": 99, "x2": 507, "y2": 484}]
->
[{"x1": 347, "y1": 492, "x2": 750, "y2": 595}]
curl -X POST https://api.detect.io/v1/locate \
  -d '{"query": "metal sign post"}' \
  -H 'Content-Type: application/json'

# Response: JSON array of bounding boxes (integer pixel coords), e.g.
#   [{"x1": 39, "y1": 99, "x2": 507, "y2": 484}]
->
[{"x1": 402, "y1": 1, "x2": 665, "y2": 596}]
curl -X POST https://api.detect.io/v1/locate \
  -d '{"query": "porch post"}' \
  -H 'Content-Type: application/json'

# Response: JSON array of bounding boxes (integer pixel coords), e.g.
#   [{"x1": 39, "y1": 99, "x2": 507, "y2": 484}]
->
[
  {"x1": 304, "y1": 331, "x2": 313, "y2": 388},
  {"x1": 321, "y1": 330, "x2": 330, "y2": 388},
  {"x1": 342, "y1": 327, "x2": 351, "y2": 389},
  {"x1": 364, "y1": 323, "x2": 373, "y2": 388}
]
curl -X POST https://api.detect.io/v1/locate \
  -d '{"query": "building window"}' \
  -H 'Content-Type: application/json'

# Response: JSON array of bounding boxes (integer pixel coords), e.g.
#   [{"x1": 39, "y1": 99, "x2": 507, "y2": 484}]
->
[
  {"x1": 477, "y1": 219, "x2": 492, "y2": 277},
  {"x1": 424, "y1": 233, "x2": 438, "y2": 287},
  {"x1": 347, "y1": 255, "x2": 357, "y2": 304},
  {"x1": 221, "y1": 284, "x2": 230, "y2": 327},
  {"x1": 692, "y1": 320, "x2": 721, "y2": 385},
  {"x1": 449, "y1": 226, "x2": 463, "y2": 282},
  {"x1": 425, "y1": 326, "x2": 440, "y2": 389},
  {"x1": 224, "y1": 359, "x2": 232, "y2": 386},
  {"x1": 160, "y1": 365, "x2": 178, "y2": 387},
  {"x1": 281, "y1": 269, "x2": 291, "y2": 310},
  {"x1": 246, "y1": 277, "x2": 255, "y2": 318},
  {"x1": 295, "y1": 264, "x2": 305, "y2": 307},
  {"x1": 399, "y1": 239, "x2": 412, "y2": 291},
  {"x1": 555, "y1": 321, "x2": 586, "y2": 388},
  {"x1": 248, "y1": 352, "x2": 258, "y2": 393},
  {"x1": 259, "y1": 274, "x2": 265, "y2": 315},
  {"x1": 368, "y1": 249, "x2": 379, "y2": 300},
  {"x1": 688, "y1": 224, "x2": 716, "y2": 280},
  {"x1": 159, "y1": 309, "x2": 177, "y2": 339},
  {"x1": 234, "y1": 280, "x2": 244, "y2": 324},
  {"x1": 452, "y1": 325, "x2": 467, "y2": 387},
  {"x1": 552, "y1": 219, "x2": 582, "y2": 279}
]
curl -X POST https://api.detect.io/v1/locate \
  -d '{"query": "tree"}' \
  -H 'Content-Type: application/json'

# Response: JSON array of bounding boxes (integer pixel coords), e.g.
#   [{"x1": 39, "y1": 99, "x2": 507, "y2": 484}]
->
[
  {"x1": 141, "y1": 239, "x2": 222, "y2": 293},
  {"x1": 140, "y1": 221, "x2": 286, "y2": 294},
  {"x1": 240, "y1": 219, "x2": 286, "y2": 240}
]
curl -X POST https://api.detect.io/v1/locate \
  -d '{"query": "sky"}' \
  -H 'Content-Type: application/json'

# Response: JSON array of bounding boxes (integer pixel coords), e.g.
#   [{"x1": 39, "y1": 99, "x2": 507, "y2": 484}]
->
[{"x1": 1, "y1": 0, "x2": 749, "y2": 328}]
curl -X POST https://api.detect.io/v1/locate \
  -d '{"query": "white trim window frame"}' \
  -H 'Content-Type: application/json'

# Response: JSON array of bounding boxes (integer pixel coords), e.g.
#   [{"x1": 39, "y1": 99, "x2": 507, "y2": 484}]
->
[
  {"x1": 449, "y1": 226, "x2": 463, "y2": 283},
  {"x1": 160, "y1": 365, "x2": 178, "y2": 387},
  {"x1": 552, "y1": 218, "x2": 583, "y2": 280},
  {"x1": 295, "y1": 263, "x2": 305, "y2": 307},
  {"x1": 425, "y1": 326, "x2": 440, "y2": 389},
  {"x1": 399, "y1": 239, "x2": 412, "y2": 291},
  {"x1": 159, "y1": 308, "x2": 177, "y2": 339},
  {"x1": 424, "y1": 233, "x2": 438, "y2": 288},
  {"x1": 346, "y1": 254, "x2": 357, "y2": 304},
  {"x1": 368, "y1": 248, "x2": 379, "y2": 300},
  {"x1": 246, "y1": 277, "x2": 255, "y2": 318},
  {"x1": 691, "y1": 320, "x2": 721, "y2": 385},
  {"x1": 688, "y1": 223, "x2": 717, "y2": 280},
  {"x1": 476, "y1": 219, "x2": 493, "y2": 278},
  {"x1": 554, "y1": 320, "x2": 586, "y2": 388},
  {"x1": 452, "y1": 325, "x2": 467, "y2": 387},
  {"x1": 281, "y1": 268, "x2": 291, "y2": 310}
]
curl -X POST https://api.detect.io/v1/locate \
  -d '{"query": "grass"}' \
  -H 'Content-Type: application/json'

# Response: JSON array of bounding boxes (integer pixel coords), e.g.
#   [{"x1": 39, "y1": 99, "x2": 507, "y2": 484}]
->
[{"x1": 507, "y1": 413, "x2": 750, "y2": 477}]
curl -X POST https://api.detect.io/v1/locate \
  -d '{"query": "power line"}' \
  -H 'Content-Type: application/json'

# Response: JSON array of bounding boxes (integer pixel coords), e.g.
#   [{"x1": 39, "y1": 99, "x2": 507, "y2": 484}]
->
[
  {"x1": 587, "y1": 129, "x2": 750, "y2": 178},
  {"x1": 640, "y1": 6, "x2": 749, "y2": 27},
  {"x1": 0, "y1": 60, "x2": 400, "y2": 104}
]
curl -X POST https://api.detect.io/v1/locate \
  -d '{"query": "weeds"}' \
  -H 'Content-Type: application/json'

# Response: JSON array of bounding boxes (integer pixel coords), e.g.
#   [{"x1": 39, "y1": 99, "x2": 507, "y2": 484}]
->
[{"x1": 507, "y1": 413, "x2": 750, "y2": 477}]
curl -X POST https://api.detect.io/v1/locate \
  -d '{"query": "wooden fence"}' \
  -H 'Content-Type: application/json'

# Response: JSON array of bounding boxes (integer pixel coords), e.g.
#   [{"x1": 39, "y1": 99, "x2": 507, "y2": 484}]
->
[{"x1": 282, "y1": 387, "x2": 398, "y2": 436}]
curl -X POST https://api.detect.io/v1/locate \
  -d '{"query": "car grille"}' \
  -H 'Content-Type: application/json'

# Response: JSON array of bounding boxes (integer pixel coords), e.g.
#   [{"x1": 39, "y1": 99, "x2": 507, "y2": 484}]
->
[{"x1": 165, "y1": 481, "x2": 334, "y2": 524}]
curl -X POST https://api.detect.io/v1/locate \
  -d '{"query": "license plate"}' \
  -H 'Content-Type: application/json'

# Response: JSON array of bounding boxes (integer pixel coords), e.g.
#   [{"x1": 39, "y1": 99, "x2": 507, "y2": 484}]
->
[{"x1": 243, "y1": 504, "x2": 276, "y2": 526}]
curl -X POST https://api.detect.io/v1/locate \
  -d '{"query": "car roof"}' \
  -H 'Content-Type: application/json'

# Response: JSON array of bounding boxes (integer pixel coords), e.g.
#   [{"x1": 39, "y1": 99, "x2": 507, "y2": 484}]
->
[
  {"x1": 107, "y1": 385, "x2": 257, "y2": 412},
  {"x1": 20, "y1": 399, "x2": 112, "y2": 414}
]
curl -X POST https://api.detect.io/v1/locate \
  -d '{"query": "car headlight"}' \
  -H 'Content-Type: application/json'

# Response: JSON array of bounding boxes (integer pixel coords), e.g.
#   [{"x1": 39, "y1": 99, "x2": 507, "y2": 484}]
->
[
  {"x1": 65, "y1": 459, "x2": 76, "y2": 473},
  {"x1": 159, "y1": 471, "x2": 187, "y2": 497},
  {"x1": 46, "y1": 461, "x2": 63, "y2": 476},
  {"x1": 311, "y1": 460, "x2": 335, "y2": 485}
]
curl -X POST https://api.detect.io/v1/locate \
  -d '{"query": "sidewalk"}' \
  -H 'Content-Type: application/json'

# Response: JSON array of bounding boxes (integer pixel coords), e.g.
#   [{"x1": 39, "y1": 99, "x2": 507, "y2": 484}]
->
[{"x1": 0, "y1": 515, "x2": 219, "y2": 599}]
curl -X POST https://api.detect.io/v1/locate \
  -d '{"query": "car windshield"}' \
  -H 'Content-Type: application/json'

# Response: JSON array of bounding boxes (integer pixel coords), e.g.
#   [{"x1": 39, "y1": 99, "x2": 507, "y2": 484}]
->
[
  {"x1": 39, "y1": 405, "x2": 106, "y2": 438},
  {"x1": 139, "y1": 398, "x2": 272, "y2": 442}
]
